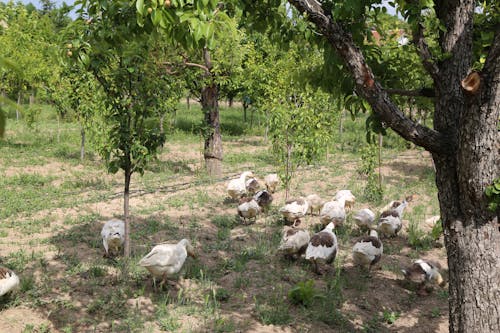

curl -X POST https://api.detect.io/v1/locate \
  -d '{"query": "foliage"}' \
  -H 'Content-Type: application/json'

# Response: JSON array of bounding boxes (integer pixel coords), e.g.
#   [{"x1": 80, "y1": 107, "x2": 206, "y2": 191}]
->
[
  {"x1": 72, "y1": 0, "x2": 169, "y2": 177},
  {"x1": 407, "y1": 220, "x2": 433, "y2": 250},
  {"x1": 485, "y1": 177, "x2": 500, "y2": 213},
  {"x1": 430, "y1": 218, "x2": 443, "y2": 241},
  {"x1": 359, "y1": 143, "x2": 383, "y2": 203},
  {"x1": 288, "y1": 279, "x2": 320, "y2": 307}
]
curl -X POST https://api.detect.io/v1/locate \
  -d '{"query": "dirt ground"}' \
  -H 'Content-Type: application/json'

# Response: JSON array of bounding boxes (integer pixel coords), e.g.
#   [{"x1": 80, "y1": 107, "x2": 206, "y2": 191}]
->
[{"x1": 0, "y1": 136, "x2": 448, "y2": 332}]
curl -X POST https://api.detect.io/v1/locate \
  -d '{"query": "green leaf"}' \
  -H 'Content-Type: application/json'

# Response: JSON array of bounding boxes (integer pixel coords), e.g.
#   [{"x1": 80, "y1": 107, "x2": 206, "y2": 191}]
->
[{"x1": 136, "y1": 0, "x2": 145, "y2": 16}]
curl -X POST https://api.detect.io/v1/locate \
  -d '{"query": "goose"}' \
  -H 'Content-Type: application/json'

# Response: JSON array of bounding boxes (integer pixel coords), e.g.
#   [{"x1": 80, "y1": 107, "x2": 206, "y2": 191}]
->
[
  {"x1": 253, "y1": 189, "x2": 273, "y2": 212},
  {"x1": 245, "y1": 177, "x2": 260, "y2": 195},
  {"x1": 264, "y1": 173, "x2": 279, "y2": 193},
  {"x1": 305, "y1": 222, "x2": 338, "y2": 274},
  {"x1": 0, "y1": 266, "x2": 19, "y2": 297},
  {"x1": 379, "y1": 195, "x2": 413, "y2": 214},
  {"x1": 227, "y1": 171, "x2": 254, "y2": 200},
  {"x1": 101, "y1": 219, "x2": 125, "y2": 257},
  {"x1": 305, "y1": 194, "x2": 325, "y2": 215},
  {"x1": 277, "y1": 223, "x2": 310, "y2": 259},
  {"x1": 139, "y1": 239, "x2": 196, "y2": 290},
  {"x1": 402, "y1": 259, "x2": 445, "y2": 294},
  {"x1": 377, "y1": 200, "x2": 408, "y2": 237},
  {"x1": 319, "y1": 197, "x2": 346, "y2": 227},
  {"x1": 237, "y1": 197, "x2": 261, "y2": 224},
  {"x1": 352, "y1": 229, "x2": 383, "y2": 272},
  {"x1": 334, "y1": 190, "x2": 356, "y2": 210},
  {"x1": 353, "y1": 208, "x2": 376, "y2": 230},
  {"x1": 279, "y1": 197, "x2": 309, "y2": 224}
]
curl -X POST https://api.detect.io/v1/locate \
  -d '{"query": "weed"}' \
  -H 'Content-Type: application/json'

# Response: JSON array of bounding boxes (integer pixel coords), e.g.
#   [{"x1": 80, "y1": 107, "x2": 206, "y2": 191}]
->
[
  {"x1": 382, "y1": 308, "x2": 400, "y2": 324},
  {"x1": 430, "y1": 307, "x2": 441, "y2": 318},
  {"x1": 254, "y1": 290, "x2": 291, "y2": 325},
  {"x1": 288, "y1": 280, "x2": 319, "y2": 307},
  {"x1": 408, "y1": 220, "x2": 434, "y2": 250}
]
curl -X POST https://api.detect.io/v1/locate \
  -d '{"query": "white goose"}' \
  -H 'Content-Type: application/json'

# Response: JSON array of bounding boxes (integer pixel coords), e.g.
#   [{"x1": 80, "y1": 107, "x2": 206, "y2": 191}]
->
[
  {"x1": 237, "y1": 197, "x2": 261, "y2": 224},
  {"x1": 227, "y1": 171, "x2": 254, "y2": 200},
  {"x1": 305, "y1": 222, "x2": 338, "y2": 274},
  {"x1": 279, "y1": 197, "x2": 309, "y2": 223},
  {"x1": 352, "y1": 229, "x2": 383, "y2": 272},
  {"x1": 264, "y1": 173, "x2": 279, "y2": 193},
  {"x1": 0, "y1": 266, "x2": 19, "y2": 297},
  {"x1": 319, "y1": 197, "x2": 346, "y2": 227},
  {"x1": 277, "y1": 224, "x2": 310, "y2": 258},
  {"x1": 139, "y1": 239, "x2": 196, "y2": 289},
  {"x1": 305, "y1": 194, "x2": 325, "y2": 215},
  {"x1": 353, "y1": 208, "x2": 376, "y2": 230},
  {"x1": 101, "y1": 219, "x2": 125, "y2": 257},
  {"x1": 377, "y1": 200, "x2": 408, "y2": 237},
  {"x1": 334, "y1": 189, "x2": 356, "y2": 210}
]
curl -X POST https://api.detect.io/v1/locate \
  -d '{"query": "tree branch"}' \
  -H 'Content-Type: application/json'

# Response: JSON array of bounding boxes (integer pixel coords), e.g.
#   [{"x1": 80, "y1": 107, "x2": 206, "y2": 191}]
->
[
  {"x1": 412, "y1": 23, "x2": 440, "y2": 82},
  {"x1": 184, "y1": 61, "x2": 210, "y2": 72},
  {"x1": 386, "y1": 87, "x2": 435, "y2": 98},
  {"x1": 288, "y1": 0, "x2": 450, "y2": 155}
]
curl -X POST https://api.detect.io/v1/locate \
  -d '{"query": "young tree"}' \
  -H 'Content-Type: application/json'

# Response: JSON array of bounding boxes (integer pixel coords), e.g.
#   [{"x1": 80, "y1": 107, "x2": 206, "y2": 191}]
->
[
  {"x1": 244, "y1": 1, "x2": 499, "y2": 331},
  {"x1": 135, "y1": 0, "x2": 245, "y2": 177},
  {"x1": 73, "y1": 0, "x2": 171, "y2": 257}
]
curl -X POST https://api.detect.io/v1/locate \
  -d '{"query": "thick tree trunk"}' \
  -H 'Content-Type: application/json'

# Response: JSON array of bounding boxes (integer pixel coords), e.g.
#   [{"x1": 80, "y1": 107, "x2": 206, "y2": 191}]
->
[
  {"x1": 286, "y1": 1, "x2": 500, "y2": 332},
  {"x1": 201, "y1": 48, "x2": 223, "y2": 177},
  {"x1": 123, "y1": 167, "x2": 132, "y2": 258}
]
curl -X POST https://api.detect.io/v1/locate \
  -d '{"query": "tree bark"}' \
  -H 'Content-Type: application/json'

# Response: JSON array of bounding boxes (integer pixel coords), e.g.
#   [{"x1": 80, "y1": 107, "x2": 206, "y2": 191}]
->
[
  {"x1": 16, "y1": 92, "x2": 21, "y2": 121},
  {"x1": 80, "y1": 126, "x2": 85, "y2": 161},
  {"x1": 123, "y1": 166, "x2": 131, "y2": 258},
  {"x1": 201, "y1": 48, "x2": 223, "y2": 177},
  {"x1": 287, "y1": 1, "x2": 500, "y2": 331}
]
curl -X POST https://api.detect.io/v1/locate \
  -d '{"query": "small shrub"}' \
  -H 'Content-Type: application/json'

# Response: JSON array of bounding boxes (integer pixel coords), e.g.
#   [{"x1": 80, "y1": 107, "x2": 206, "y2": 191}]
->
[
  {"x1": 382, "y1": 309, "x2": 400, "y2": 324},
  {"x1": 408, "y1": 220, "x2": 433, "y2": 250},
  {"x1": 485, "y1": 177, "x2": 500, "y2": 212},
  {"x1": 288, "y1": 280, "x2": 319, "y2": 307}
]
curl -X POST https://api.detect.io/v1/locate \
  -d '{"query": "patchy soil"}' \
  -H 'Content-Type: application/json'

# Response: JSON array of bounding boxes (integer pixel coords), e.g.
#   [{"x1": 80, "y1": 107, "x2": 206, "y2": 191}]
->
[{"x1": 0, "y1": 134, "x2": 447, "y2": 332}]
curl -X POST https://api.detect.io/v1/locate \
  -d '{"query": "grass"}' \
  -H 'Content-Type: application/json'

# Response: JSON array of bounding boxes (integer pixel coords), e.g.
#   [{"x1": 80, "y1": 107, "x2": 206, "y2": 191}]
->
[{"x1": 0, "y1": 103, "x2": 446, "y2": 332}]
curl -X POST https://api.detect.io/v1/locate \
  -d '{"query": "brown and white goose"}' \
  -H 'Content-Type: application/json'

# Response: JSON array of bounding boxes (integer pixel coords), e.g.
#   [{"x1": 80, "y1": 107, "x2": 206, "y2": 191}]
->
[
  {"x1": 279, "y1": 197, "x2": 309, "y2": 224},
  {"x1": 352, "y1": 229, "x2": 383, "y2": 272},
  {"x1": 377, "y1": 200, "x2": 408, "y2": 237},
  {"x1": 277, "y1": 222, "x2": 310, "y2": 259},
  {"x1": 245, "y1": 177, "x2": 261, "y2": 195},
  {"x1": 0, "y1": 266, "x2": 19, "y2": 297},
  {"x1": 353, "y1": 208, "x2": 376, "y2": 230},
  {"x1": 319, "y1": 197, "x2": 346, "y2": 227},
  {"x1": 237, "y1": 197, "x2": 261, "y2": 224},
  {"x1": 253, "y1": 189, "x2": 273, "y2": 212},
  {"x1": 402, "y1": 259, "x2": 445, "y2": 295},
  {"x1": 305, "y1": 222, "x2": 338, "y2": 274}
]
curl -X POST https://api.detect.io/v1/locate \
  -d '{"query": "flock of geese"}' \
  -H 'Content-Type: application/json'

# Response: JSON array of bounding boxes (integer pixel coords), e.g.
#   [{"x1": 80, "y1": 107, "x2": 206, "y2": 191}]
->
[
  {"x1": 226, "y1": 170, "x2": 445, "y2": 294},
  {"x1": 0, "y1": 170, "x2": 445, "y2": 299}
]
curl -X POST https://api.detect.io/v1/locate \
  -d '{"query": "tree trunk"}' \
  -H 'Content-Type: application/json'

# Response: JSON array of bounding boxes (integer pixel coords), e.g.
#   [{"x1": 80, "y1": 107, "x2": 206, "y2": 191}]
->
[
  {"x1": 16, "y1": 92, "x2": 21, "y2": 121},
  {"x1": 123, "y1": 167, "x2": 132, "y2": 258},
  {"x1": 201, "y1": 48, "x2": 223, "y2": 177},
  {"x1": 80, "y1": 126, "x2": 85, "y2": 161},
  {"x1": 186, "y1": 95, "x2": 190, "y2": 110},
  {"x1": 29, "y1": 93, "x2": 35, "y2": 106},
  {"x1": 286, "y1": 1, "x2": 500, "y2": 331}
]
